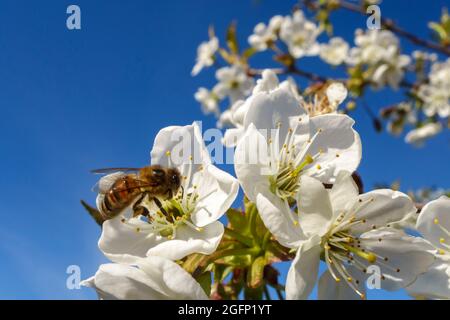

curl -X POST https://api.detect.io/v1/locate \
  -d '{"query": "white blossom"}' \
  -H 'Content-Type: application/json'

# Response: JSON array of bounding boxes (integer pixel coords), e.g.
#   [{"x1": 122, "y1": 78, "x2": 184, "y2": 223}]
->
[
  {"x1": 257, "y1": 172, "x2": 435, "y2": 299},
  {"x1": 191, "y1": 37, "x2": 219, "y2": 76},
  {"x1": 213, "y1": 65, "x2": 254, "y2": 104},
  {"x1": 234, "y1": 85, "x2": 361, "y2": 205},
  {"x1": 280, "y1": 10, "x2": 321, "y2": 59},
  {"x1": 347, "y1": 29, "x2": 410, "y2": 89},
  {"x1": 417, "y1": 58, "x2": 450, "y2": 118},
  {"x1": 407, "y1": 196, "x2": 450, "y2": 299},
  {"x1": 82, "y1": 256, "x2": 208, "y2": 300},
  {"x1": 302, "y1": 83, "x2": 348, "y2": 117},
  {"x1": 405, "y1": 122, "x2": 442, "y2": 147},
  {"x1": 221, "y1": 69, "x2": 301, "y2": 147},
  {"x1": 194, "y1": 87, "x2": 220, "y2": 116},
  {"x1": 98, "y1": 122, "x2": 239, "y2": 263},
  {"x1": 320, "y1": 37, "x2": 349, "y2": 66},
  {"x1": 248, "y1": 15, "x2": 284, "y2": 51}
]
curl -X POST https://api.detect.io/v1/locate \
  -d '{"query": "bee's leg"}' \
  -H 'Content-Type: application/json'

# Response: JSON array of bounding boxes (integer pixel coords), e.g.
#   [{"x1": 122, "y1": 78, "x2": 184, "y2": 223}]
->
[
  {"x1": 132, "y1": 193, "x2": 149, "y2": 218},
  {"x1": 153, "y1": 197, "x2": 169, "y2": 217}
]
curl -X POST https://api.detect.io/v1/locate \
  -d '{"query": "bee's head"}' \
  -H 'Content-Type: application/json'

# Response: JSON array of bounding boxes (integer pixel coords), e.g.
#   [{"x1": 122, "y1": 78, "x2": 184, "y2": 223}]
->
[{"x1": 166, "y1": 167, "x2": 181, "y2": 194}]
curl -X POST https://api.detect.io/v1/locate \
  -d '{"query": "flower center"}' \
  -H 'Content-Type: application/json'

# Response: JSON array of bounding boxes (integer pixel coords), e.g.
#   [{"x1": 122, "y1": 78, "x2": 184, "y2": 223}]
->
[
  {"x1": 267, "y1": 119, "x2": 323, "y2": 201},
  {"x1": 320, "y1": 197, "x2": 403, "y2": 299}
]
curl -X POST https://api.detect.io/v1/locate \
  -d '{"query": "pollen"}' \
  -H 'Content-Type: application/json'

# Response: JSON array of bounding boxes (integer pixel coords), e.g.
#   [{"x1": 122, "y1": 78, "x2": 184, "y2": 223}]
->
[
  {"x1": 439, "y1": 249, "x2": 446, "y2": 255},
  {"x1": 165, "y1": 151, "x2": 171, "y2": 156},
  {"x1": 316, "y1": 164, "x2": 322, "y2": 170},
  {"x1": 434, "y1": 218, "x2": 439, "y2": 224},
  {"x1": 189, "y1": 155, "x2": 193, "y2": 161},
  {"x1": 440, "y1": 238, "x2": 445, "y2": 243},
  {"x1": 293, "y1": 220, "x2": 299, "y2": 226},
  {"x1": 136, "y1": 228, "x2": 140, "y2": 233},
  {"x1": 336, "y1": 153, "x2": 340, "y2": 157},
  {"x1": 305, "y1": 154, "x2": 314, "y2": 164}
]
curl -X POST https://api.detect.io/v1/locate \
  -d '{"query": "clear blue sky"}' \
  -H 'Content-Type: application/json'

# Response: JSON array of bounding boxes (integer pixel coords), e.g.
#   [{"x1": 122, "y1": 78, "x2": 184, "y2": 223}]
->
[{"x1": 0, "y1": 0, "x2": 448, "y2": 299}]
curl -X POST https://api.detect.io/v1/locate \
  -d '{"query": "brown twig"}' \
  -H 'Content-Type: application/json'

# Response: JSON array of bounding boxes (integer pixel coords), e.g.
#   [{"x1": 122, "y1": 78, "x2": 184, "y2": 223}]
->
[{"x1": 303, "y1": 0, "x2": 450, "y2": 56}]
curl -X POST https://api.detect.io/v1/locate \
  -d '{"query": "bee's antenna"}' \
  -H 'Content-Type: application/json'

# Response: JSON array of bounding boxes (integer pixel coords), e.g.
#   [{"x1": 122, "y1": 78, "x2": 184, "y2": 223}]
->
[{"x1": 180, "y1": 186, "x2": 185, "y2": 198}]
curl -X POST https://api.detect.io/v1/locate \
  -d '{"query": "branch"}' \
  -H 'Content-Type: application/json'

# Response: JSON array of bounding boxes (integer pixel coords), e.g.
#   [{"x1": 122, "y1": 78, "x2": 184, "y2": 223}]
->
[{"x1": 303, "y1": 0, "x2": 450, "y2": 56}]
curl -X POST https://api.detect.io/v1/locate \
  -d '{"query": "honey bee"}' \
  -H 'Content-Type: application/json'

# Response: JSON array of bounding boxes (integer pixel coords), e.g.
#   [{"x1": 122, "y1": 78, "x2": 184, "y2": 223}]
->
[{"x1": 93, "y1": 165, "x2": 182, "y2": 220}]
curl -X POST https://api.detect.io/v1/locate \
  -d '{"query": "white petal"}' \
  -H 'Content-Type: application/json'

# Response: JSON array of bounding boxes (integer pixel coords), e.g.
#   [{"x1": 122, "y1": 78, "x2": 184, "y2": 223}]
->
[
  {"x1": 146, "y1": 221, "x2": 224, "y2": 260},
  {"x1": 326, "y1": 83, "x2": 347, "y2": 107},
  {"x1": 302, "y1": 114, "x2": 362, "y2": 184},
  {"x1": 406, "y1": 256, "x2": 450, "y2": 299},
  {"x1": 191, "y1": 164, "x2": 239, "y2": 227},
  {"x1": 359, "y1": 228, "x2": 435, "y2": 291},
  {"x1": 286, "y1": 236, "x2": 322, "y2": 300},
  {"x1": 329, "y1": 171, "x2": 359, "y2": 216},
  {"x1": 297, "y1": 175, "x2": 333, "y2": 238},
  {"x1": 350, "y1": 189, "x2": 417, "y2": 235},
  {"x1": 256, "y1": 191, "x2": 305, "y2": 249},
  {"x1": 222, "y1": 127, "x2": 245, "y2": 148},
  {"x1": 417, "y1": 196, "x2": 450, "y2": 249},
  {"x1": 136, "y1": 256, "x2": 208, "y2": 299},
  {"x1": 81, "y1": 263, "x2": 167, "y2": 300},
  {"x1": 318, "y1": 269, "x2": 366, "y2": 300},
  {"x1": 83, "y1": 258, "x2": 208, "y2": 300},
  {"x1": 99, "y1": 216, "x2": 161, "y2": 263},
  {"x1": 150, "y1": 122, "x2": 211, "y2": 169},
  {"x1": 243, "y1": 85, "x2": 307, "y2": 146},
  {"x1": 234, "y1": 124, "x2": 271, "y2": 202}
]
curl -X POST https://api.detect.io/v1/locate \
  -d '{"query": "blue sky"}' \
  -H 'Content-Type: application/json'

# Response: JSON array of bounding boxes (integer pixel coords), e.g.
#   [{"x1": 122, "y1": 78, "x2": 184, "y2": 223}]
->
[{"x1": 0, "y1": 0, "x2": 448, "y2": 299}]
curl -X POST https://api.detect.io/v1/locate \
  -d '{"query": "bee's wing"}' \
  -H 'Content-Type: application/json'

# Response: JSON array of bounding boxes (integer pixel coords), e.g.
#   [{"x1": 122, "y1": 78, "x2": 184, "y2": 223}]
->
[
  {"x1": 91, "y1": 168, "x2": 141, "y2": 174},
  {"x1": 92, "y1": 171, "x2": 127, "y2": 193}
]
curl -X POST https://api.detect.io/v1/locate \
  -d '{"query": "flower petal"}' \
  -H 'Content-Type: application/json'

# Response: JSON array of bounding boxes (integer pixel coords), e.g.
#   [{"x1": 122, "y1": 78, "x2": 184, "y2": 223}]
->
[
  {"x1": 297, "y1": 175, "x2": 333, "y2": 238},
  {"x1": 136, "y1": 256, "x2": 209, "y2": 299},
  {"x1": 406, "y1": 256, "x2": 450, "y2": 299},
  {"x1": 416, "y1": 196, "x2": 450, "y2": 249},
  {"x1": 286, "y1": 236, "x2": 322, "y2": 300},
  {"x1": 302, "y1": 114, "x2": 361, "y2": 184},
  {"x1": 256, "y1": 191, "x2": 305, "y2": 249},
  {"x1": 358, "y1": 228, "x2": 435, "y2": 291},
  {"x1": 234, "y1": 124, "x2": 271, "y2": 202},
  {"x1": 151, "y1": 122, "x2": 211, "y2": 169},
  {"x1": 82, "y1": 257, "x2": 208, "y2": 300},
  {"x1": 146, "y1": 221, "x2": 224, "y2": 260},
  {"x1": 191, "y1": 164, "x2": 239, "y2": 227},
  {"x1": 328, "y1": 171, "x2": 359, "y2": 216},
  {"x1": 350, "y1": 189, "x2": 417, "y2": 235},
  {"x1": 99, "y1": 216, "x2": 161, "y2": 263},
  {"x1": 318, "y1": 269, "x2": 366, "y2": 300},
  {"x1": 243, "y1": 85, "x2": 307, "y2": 146},
  {"x1": 81, "y1": 263, "x2": 168, "y2": 300}
]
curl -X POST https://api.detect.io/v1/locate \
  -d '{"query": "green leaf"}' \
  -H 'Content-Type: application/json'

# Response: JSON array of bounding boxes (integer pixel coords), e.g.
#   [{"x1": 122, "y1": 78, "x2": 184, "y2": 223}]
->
[
  {"x1": 429, "y1": 22, "x2": 447, "y2": 41},
  {"x1": 247, "y1": 256, "x2": 266, "y2": 288},
  {"x1": 196, "y1": 271, "x2": 212, "y2": 297},
  {"x1": 226, "y1": 208, "x2": 248, "y2": 234}
]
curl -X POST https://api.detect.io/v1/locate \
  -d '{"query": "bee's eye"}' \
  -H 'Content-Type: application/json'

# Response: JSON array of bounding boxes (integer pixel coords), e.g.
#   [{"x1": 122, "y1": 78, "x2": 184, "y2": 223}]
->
[
  {"x1": 171, "y1": 174, "x2": 180, "y2": 185},
  {"x1": 152, "y1": 169, "x2": 165, "y2": 177}
]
